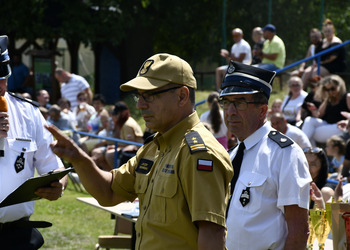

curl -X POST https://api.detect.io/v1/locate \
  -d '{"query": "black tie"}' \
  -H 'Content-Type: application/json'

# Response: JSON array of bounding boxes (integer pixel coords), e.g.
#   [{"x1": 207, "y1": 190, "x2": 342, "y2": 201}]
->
[{"x1": 230, "y1": 142, "x2": 245, "y2": 198}]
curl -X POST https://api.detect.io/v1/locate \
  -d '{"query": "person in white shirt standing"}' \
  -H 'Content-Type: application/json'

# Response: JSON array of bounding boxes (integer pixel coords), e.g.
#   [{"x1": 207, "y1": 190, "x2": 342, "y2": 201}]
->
[
  {"x1": 220, "y1": 61, "x2": 311, "y2": 250},
  {"x1": 0, "y1": 35, "x2": 68, "y2": 249},
  {"x1": 216, "y1": 28, "x2": 252, "y2": 90},
  {"x1": 54, "y1": 68, "x2": 93, "y2": 109}
]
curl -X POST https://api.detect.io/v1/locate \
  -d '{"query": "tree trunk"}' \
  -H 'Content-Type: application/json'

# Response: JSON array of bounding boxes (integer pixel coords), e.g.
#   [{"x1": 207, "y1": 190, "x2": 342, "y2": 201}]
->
[{"x1": 66, "y1": 39, "x2": 80, "y2": 74}]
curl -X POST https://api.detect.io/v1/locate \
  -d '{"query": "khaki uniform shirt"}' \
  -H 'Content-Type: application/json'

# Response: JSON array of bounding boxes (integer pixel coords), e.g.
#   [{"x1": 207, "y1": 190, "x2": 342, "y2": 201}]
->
[{"x1": 111, "y1": 112, "x2": 233, "y2": 249}]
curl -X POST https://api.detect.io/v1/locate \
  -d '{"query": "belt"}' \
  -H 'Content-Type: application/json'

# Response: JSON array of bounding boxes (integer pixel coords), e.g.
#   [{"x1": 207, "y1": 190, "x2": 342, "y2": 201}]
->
[{"x1": 0, "y1": 217, "x2": 52, "y2": 230}]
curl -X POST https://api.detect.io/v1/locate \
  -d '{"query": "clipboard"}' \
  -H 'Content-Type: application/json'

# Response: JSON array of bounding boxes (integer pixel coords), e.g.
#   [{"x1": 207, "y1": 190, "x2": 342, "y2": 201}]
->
[{"x1": 0, "y1": 168, "x2": 73, "y2": 208}]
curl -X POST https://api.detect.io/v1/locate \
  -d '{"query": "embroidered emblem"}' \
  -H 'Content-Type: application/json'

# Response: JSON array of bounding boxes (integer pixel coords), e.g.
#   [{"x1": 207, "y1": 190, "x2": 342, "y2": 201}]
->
[
  {"x1": 185, "y1": 131, "x2": 207, "y2": 154},
  {"x1": 136, "y1": 158, "x2": 153, "y2": 174},
  {"x1": 14, "y1": 152, "x2": 25, "y2": 173},
  {"x1": 197, "y1": 159, "x2": 213, "y2": 171},
  {"x1": 139, "y1": 60, "x2": 154, "y2": 75},
  {"x1": 227, "y1": 64, "x2": 235, "y2": 74}
]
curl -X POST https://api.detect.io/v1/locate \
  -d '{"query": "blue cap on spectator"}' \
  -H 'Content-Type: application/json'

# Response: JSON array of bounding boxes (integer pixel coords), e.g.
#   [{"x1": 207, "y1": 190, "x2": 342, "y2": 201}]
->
[
  {"x1": 262, "y1": 24, "x2": 276, "y2": 33},
  {"x1": 219, "y1": 61, "x2": 276, "y2": 99}
]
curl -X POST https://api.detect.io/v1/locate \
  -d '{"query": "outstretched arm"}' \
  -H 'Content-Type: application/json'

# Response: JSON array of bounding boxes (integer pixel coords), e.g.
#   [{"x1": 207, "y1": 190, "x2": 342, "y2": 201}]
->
[{"x1": 45, "y1": 124, "x2": 126, "y2": 206}]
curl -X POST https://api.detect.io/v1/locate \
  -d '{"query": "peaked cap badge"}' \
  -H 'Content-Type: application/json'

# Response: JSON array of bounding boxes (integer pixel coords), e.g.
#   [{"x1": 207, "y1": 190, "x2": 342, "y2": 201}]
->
[{"x1": 139, "y1": 60, "x2": 154, "y2": 75}]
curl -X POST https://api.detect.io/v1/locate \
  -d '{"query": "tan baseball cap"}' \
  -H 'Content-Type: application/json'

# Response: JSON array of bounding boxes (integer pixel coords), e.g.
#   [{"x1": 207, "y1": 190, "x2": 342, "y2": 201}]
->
[{"x1": 120, "y1": 53, "x2": 197, "y2": 91}]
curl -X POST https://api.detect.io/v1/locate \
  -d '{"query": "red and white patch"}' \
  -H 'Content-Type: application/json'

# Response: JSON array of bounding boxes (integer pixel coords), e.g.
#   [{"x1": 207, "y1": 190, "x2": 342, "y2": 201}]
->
[{"x1": 197, "y1": 159, "x2": 213, "y2": 171}]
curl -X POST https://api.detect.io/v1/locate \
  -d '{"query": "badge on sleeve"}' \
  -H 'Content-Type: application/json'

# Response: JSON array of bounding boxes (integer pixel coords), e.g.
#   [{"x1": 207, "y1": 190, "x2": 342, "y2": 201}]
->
[
  {"x1": 239, "y1": 187, "x2": 250, "y2": 207},
  {"x1": 14, "y1": 152, "x2": 25, "y2": 173},
  {"x1": 197, "y1": 159, "x2": 213, "y2": 171},
  {"x1": 136, "y1": 158, "x2": 153, "y2": 174}
]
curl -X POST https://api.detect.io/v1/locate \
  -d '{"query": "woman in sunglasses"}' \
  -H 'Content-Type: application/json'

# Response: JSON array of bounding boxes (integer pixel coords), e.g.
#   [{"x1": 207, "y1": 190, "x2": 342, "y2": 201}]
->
[
  {"x1": 302, "y1": 75, "x2": 350, "y2": 146},
  {"x1": 304, "y1": 147, "x2": 330, "y2": 208}
]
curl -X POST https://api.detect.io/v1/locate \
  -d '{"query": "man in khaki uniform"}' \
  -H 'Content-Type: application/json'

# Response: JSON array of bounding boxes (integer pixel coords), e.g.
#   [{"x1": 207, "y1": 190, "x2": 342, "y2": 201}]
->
[{"x1": 46, "y1": 53, "x2": 233, "y2": 249}]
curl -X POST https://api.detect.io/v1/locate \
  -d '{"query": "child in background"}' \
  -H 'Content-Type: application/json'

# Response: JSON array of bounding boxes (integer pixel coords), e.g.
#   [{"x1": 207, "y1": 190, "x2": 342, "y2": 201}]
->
[
  {"x1": 267, "y1": 98, "x2": 282, "y2": 120},
  {"x1": 326, "y1": 135, "x2": 346, "y2": 175}
]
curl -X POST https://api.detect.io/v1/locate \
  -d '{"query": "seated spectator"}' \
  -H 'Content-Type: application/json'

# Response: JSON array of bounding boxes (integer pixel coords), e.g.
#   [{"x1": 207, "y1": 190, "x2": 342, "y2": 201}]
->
[
  {"x1": 302, "y1": 75, "x2": 350, "y2": 146},
  {"x1": 57, "y1": 97, "x2": 76, "y2": 128},
  {"x1": 303, "y1": 147, "x2": 329, "y2": 209},
  {"x1": 300, "y1": 76, "x2": 322, "y2": 121},
  {"x1": 301, "y1": 19, "x2": 346, "y2": 87},
  {"x1": 80, "y1": 94, "x2": 109, "y2": 154},
  {"x1": 36, "y1": 89, "x2": 51, "y2": 109},
  {"x1": 270, "y1": 112, "x2": 311, "y2": 149},
  {"x1": 92, "y1": 101, "x2": 144, "y2": 171},
  {"x1": 325, "y1": 135, "x2": 345, "y2": 174},
  {"x1": 73, "y1": 91, "x2": 95, "y2": 132},
  {"x1": 254, "y1": 24, "x2": 286, "y2": 71},
  {"x1": 291, "y1": 28, "x2": 323, "y2": 81},
  {"x1": 200, "y1": 92, "x2": 229, "y2": 149},
  {"x1": 267, "y1": 98, "x2": 282, "y2": 120},
  {"x1": 48, "y1": 104, "x2": 80, "y2": 144},
  {"x1": 21, "y1": 92, "x2": 32, "y2": 99},
  {"x1": 39, "y1": 106, "x2": 49, "y2": 120},
  {"x1": 281, "y1": 76, "x2": 308, "y2": 126},
  {"x1": 216, "y1": 28, "x2": 252, "y2": 90},
  {"x1": 251, "y1": 27, "x2": 265, "y2": 65}
]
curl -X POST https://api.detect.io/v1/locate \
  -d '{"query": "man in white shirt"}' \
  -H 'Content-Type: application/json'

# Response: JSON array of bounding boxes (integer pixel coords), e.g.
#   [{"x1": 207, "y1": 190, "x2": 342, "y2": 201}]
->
[
  {"x1": 216, "y1": 28, "x2": 252, "y2": 90},
  {"x1": 270, "y1": 112, "x2": 312, "y2": 149},
  {"x1": 220, "y1": 61, "x2": 311, "y2": 250},
  {"x1": 55, "y1": 68, "x2": 92, "y2": 109}
]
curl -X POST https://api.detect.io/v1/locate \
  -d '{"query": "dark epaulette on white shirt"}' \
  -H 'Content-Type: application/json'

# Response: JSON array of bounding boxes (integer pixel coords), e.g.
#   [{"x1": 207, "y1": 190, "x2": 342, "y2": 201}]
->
[
  {"x1": 268, "y1": 130, "x2": 293, "y2": 148},
  {"x1": 8, "y1": 92, "x2": 39, "y2": 107}
]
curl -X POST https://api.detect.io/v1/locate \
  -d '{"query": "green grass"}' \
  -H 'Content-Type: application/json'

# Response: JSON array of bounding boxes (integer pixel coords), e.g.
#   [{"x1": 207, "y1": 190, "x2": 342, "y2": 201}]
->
[
  {"x1": 32, "y1": 88, "x2": 287, "y2": 249},
  {"x1": 32, "y1": 181, "x2": 115, "y2": 249}
]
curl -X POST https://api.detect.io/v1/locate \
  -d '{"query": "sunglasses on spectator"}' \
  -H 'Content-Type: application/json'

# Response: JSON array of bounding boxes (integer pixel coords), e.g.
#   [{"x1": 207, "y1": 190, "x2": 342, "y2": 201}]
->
[
  {"x1": 324, "y1": 86, "x2": 337, "y2": 92},
  {"x1": 303, "y1": 147, "x2": 324, "y2": 154}
]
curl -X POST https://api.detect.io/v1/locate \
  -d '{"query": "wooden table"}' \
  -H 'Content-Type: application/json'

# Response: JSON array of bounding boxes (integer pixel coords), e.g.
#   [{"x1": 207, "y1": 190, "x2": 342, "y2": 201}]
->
[{"x1": 77, "y1": 197, "x2": 138, "y2": 249}]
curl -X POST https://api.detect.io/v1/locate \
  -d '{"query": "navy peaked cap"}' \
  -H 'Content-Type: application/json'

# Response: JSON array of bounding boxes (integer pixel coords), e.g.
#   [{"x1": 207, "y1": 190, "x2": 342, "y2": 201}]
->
[{"x1": 219, "y1": 61, "x2": 276, "y2": 99}]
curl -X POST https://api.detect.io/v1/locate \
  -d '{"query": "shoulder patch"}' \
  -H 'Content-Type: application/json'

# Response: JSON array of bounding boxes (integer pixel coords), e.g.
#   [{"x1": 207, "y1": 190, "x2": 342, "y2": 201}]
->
[
  {"x1": 8, "y1": 92, "x2": 39, "y2": 107},
  {"x1": 268, "y1": 130, "x2": 293, "y2": 148},
  {"x1": 136, "y1": 158, "x2": 153, "y2": 174},
  {"x1": 185, "y1": 131, "x2": 207, "y2": 154}
]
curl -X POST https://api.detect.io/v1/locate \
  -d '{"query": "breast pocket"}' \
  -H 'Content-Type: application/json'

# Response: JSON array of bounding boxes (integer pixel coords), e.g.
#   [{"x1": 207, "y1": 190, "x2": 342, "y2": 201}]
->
[
  {"x1": 233, "y1": 172, "x2": 267, "y2": 213},
  {"x1": 7, "y1": 139, "x2": 37, "y2": 175},
  {"x1": 150, "y1": 176, "x2": 178, "y2": 224}
]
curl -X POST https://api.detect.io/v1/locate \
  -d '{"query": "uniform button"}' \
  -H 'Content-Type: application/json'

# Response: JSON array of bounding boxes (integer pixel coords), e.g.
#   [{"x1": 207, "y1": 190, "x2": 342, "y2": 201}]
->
[
  {"x1": 151, "y1": 179, "x2": 154, "y2": 183},
  {"x1": 143, "y1": 206, "x2": 147, "y2": 210},
  {"x1": 161, "y1": 188, "x2": 164, "y2": 193},
  {"x1": 248, "y1": 182, "x2": 251, "y2": 186},
  {"x1": 138, "y1": 185, "x2": 141, "y2": 189},
  {"x1": 138, "y1": 233, "x2": 141, "y2": 237}
]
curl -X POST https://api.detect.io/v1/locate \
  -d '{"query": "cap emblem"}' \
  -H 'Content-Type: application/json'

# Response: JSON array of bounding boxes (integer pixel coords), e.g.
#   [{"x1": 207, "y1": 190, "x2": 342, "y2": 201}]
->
[
  {"x1": 139, "y1": 60, "x2": 154, "y2": 75},
  {"x1": 227, "y1": 64, "x2": 235, "y2": 74}
]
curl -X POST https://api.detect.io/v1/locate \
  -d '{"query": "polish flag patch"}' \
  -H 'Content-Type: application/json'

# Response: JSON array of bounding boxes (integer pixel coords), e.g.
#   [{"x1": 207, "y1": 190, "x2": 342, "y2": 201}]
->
[{"x1": 197, "y1": 159, "x2": 213, "y2": 171}]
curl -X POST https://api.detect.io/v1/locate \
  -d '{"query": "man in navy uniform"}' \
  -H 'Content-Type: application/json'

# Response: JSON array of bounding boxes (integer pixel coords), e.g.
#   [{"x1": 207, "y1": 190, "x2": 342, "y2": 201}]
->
[
  {"x1": 0, "y1": 35, "x2": 67, "y2": 249},
  {"x1": 221, "y1": 61, "x2": 311, "y2": 249}
]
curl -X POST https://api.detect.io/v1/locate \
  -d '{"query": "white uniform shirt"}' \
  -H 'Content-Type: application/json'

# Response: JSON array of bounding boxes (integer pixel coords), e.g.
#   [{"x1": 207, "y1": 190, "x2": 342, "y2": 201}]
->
[
  {"x1": 226, "y1": 123, "x2": 311, "y2": 250},
  {"x1": 230, "y1": 39, "x2": 252, "y2": 65},
  {"x1": 285, "y1": 123, "x2": 312, "y2": 149},
  {"x1": 60, "y1": 74, "x2": 90, "y2": 109},
  {"x1": 0, "y1": 92, "x2": 63, "y2": 223}
]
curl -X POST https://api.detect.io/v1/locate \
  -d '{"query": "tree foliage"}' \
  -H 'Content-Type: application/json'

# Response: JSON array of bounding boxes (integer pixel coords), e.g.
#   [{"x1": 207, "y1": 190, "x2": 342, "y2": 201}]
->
[{"x1": 0, "y1": 0, "x2": 349, "y2": 73}]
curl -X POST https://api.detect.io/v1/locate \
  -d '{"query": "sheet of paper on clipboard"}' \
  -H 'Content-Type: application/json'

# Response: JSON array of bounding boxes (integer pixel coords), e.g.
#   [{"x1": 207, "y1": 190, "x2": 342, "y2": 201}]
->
[{"x1": 0, "y1": 168, "x2": 73, "y2": 208}]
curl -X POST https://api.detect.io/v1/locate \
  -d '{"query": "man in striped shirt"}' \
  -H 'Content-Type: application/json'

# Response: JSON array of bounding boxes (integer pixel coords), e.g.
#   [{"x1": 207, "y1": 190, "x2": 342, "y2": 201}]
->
[{"x1": 54, "y1": 68, "x2": 92, "y2": 109}]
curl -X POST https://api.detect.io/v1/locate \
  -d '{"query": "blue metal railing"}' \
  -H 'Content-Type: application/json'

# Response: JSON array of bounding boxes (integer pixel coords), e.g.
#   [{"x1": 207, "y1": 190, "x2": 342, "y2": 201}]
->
[{"x1": 275, "y1": 40, "x2": 350, "y2": 75}]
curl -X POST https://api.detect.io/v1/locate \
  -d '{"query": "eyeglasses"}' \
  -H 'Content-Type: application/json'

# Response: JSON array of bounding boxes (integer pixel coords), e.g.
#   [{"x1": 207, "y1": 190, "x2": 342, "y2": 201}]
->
[
  {"x1": 324, "y1": 86, "x2": 337, "y2": 92},
  {"x1": 303, "y1": 147, "x2": 324, "y2": 154},
  {"x1": 219, "y1": 98, "x2": 264, "y2": 111},
  {"x1": 133, "y1": 86, "x2": 181, "y2": 103}
]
